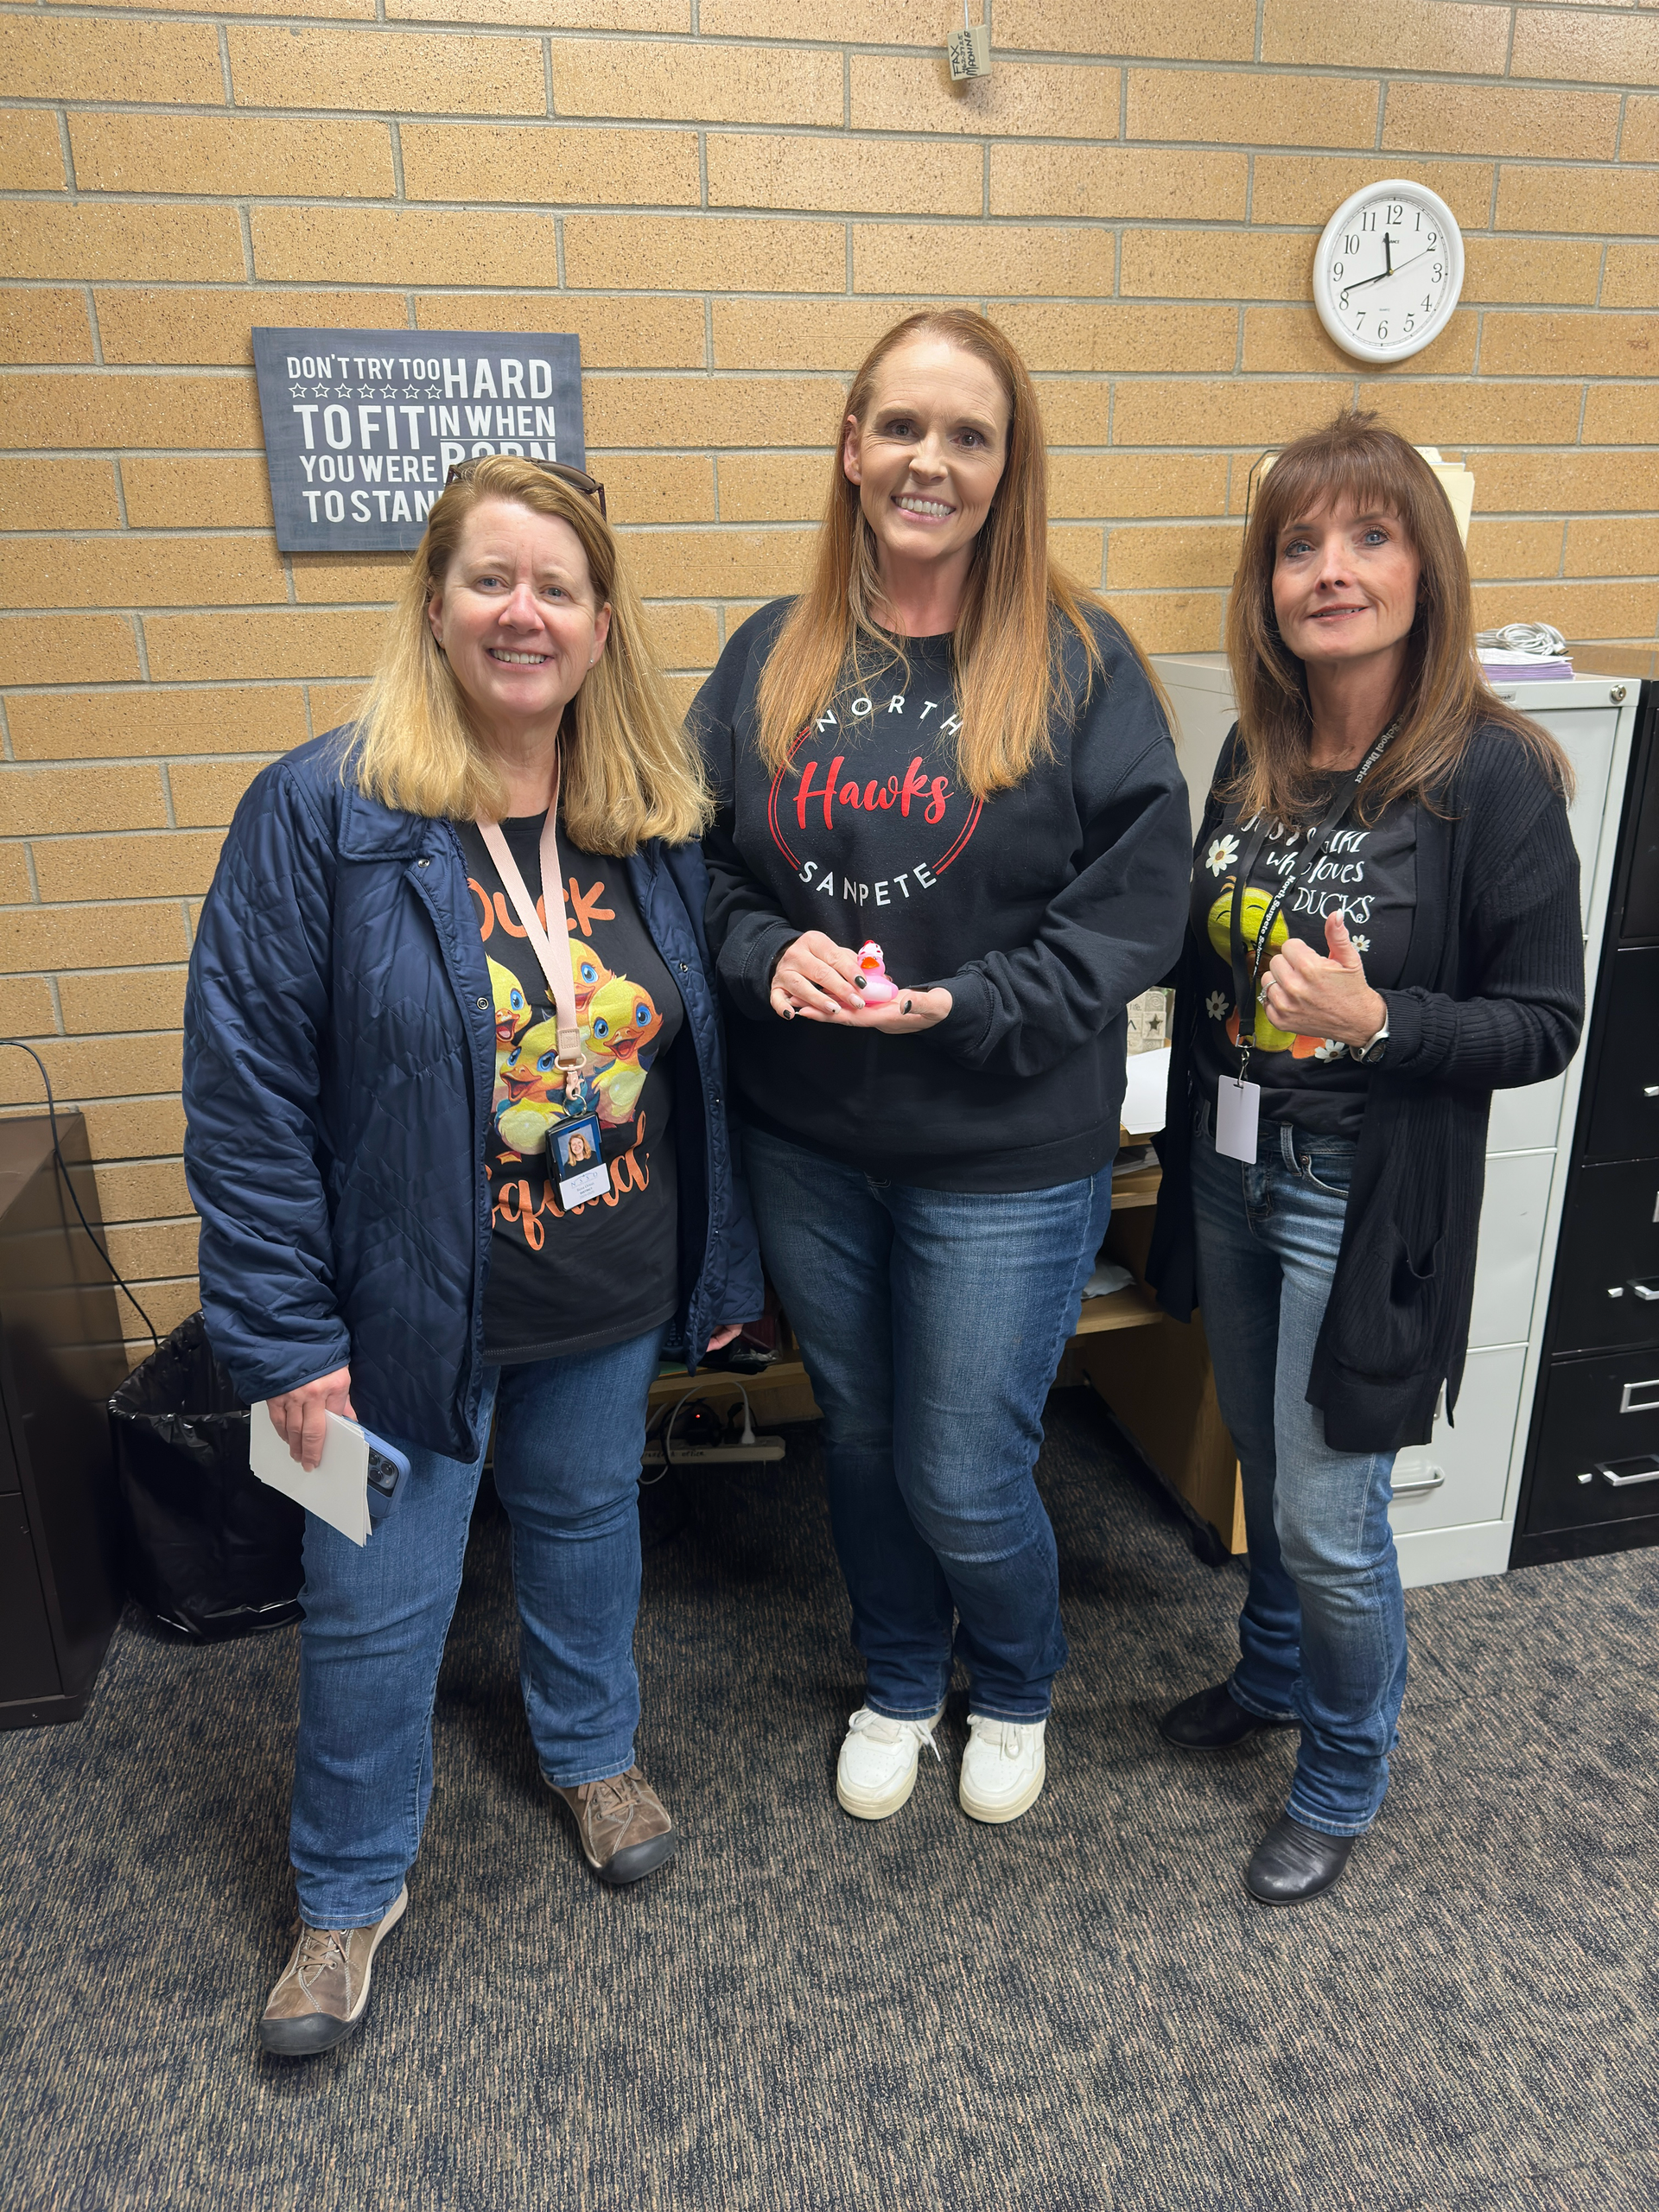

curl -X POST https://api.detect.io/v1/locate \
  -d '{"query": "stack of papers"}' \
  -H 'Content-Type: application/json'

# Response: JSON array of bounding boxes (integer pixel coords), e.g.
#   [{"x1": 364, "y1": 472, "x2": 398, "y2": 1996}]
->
[{"x1": 1479, "y1": 649, "x2": 1573, "y2": 681}]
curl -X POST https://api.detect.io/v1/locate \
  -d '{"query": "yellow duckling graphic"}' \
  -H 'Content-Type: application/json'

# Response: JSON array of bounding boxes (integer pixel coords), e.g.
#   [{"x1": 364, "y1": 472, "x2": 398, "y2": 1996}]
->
[
  {"x1": 586, "y1": 976, "x2": 663, "y2": 1126},
  {"x1": 487, "y1": 957, "x2": 532, "y2": 1062},
  {"x1": 571, "y1": 942, "x2": 614, "y2": 1027},
  {"x1": 1205, "y1": 883, "x2": 1326, "y2": 1058},
  {"x1": 497, "y1": 1016, "x2": 581, "y2": 1156}
]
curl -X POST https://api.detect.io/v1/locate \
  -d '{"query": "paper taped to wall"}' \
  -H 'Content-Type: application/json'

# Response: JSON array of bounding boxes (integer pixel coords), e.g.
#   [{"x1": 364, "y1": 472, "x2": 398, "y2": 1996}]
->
[{"x1": 250, "y1": 1402, "x2": 372, "y2": 1547}]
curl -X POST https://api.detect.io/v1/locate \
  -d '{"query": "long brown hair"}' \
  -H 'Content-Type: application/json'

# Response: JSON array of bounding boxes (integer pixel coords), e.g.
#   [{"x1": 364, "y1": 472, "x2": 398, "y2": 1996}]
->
[
  {"x1": 1224, "y1": 411, "x2": 1571, "y2": 824},
  {"x1": 754, "y1": 309, "x2": 1116, "y2": 798},
  {"x1": 353, "y1": 455, "x2": 709, "y2": 851}
]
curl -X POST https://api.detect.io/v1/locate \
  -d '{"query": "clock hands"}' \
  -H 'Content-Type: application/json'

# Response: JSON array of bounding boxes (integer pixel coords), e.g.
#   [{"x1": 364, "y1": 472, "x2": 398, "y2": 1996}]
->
[{"x1": 1339, "y1": 239, "x2": 1433, "y2": 304}]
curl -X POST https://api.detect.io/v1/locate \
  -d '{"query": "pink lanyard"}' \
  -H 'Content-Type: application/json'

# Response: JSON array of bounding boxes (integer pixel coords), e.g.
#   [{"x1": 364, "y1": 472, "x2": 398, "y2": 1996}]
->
[{"x1": 474, "y1": 754, "x2": 586, "y2": 1101}]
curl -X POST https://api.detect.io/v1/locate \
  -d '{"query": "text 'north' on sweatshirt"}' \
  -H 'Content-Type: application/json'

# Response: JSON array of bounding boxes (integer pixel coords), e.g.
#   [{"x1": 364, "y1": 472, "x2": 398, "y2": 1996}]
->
[{"x1": 692, "y1": 600, "x2": 1192, "y2": 1193}]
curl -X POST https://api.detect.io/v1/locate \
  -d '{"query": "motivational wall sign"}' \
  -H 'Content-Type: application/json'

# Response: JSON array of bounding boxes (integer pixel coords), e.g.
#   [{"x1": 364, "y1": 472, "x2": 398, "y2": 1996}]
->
[{"x1": 251, "y1": 327, "x2": 585, "y2": 553}]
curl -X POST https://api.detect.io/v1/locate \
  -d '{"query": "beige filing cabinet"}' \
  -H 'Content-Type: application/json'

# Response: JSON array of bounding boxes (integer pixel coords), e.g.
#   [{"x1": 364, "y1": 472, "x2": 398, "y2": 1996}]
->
[{"x1": 1115, "y1": 652, "x2": 1644, "y2": 1588}]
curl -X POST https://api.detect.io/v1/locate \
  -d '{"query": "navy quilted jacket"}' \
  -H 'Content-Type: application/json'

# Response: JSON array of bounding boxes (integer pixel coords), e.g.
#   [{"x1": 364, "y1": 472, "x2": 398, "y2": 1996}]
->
[{"x1": 183, "y1": 730, "x2": 764, "y2": 1460}]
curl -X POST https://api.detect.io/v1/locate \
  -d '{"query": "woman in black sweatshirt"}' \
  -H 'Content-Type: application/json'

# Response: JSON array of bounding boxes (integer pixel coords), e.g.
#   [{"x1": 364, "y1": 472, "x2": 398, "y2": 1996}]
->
[
  {"x1": 692, "y1": 309, "x2": 1190, "y2": 1829},
  {"x1": 1147, "y1": 415, "x2": 1582, "y2": 1905}
]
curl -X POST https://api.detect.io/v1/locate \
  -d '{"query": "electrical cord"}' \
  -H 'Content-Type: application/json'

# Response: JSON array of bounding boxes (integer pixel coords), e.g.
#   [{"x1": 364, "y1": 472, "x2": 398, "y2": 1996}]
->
[
  {"x1": 1476, "y1": 621, "x2": 1567, "y2": 658},
  {"x1": 1, "y1": 1040, "x2": 161, "y2": 1351},
  {"x1": 641, "y1": 1377, "x2": 758, "y2": 1484}
]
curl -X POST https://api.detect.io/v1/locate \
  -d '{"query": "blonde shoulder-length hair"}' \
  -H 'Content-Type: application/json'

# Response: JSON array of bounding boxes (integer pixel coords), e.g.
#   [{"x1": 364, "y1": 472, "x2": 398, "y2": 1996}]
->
[
  {"x1": 756, "y1": 308, "x2": 1152, "y2": 801},
  {"x1": 1224, "y1": 410, "x2": 1571, "y2": 824},
  {"x1": 352, "y1": 454, "x2": 709, "y2": 852}
]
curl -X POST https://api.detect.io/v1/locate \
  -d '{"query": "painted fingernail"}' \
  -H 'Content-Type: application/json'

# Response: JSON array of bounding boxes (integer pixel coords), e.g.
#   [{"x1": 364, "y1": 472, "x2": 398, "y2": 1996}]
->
[
  {"x1": 902, "y1": 997, "x2": 912, "y2": 1014},
  {"x1": 854, "y1": 975, "x2": 866, "y2": 989},
  {"x1": 785, "y1": 1007, "x2": 795, "y2": 1020}
]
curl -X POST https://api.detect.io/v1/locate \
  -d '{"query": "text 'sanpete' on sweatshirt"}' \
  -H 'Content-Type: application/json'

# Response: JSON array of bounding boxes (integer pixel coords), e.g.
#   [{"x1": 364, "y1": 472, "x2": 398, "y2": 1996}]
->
[
  {"x1": 1188, "y1": 791, "x2": 1419, "y2": 1139},
  {"x1": 693, "y1": 601, "x2": 1193, "y2": 1195},
  {"x1": 454, "y1": 813, "x2": 684, "y2": 1363}
]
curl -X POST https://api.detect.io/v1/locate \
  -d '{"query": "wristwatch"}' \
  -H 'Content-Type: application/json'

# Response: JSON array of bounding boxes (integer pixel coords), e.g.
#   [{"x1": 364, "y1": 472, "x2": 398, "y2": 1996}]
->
[{"x1": 1351, "y1": 1012, "x2": 1389, "y2": 1065}]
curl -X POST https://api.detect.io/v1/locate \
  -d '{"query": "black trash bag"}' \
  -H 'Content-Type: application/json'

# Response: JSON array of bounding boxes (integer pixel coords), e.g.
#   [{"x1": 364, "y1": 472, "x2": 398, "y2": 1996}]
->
[{"x1": 109, "y1": 1311, "x2": 303, "y2": 1641}]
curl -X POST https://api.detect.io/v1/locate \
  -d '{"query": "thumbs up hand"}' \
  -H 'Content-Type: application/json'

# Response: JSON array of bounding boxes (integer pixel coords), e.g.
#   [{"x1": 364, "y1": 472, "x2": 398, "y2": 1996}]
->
[{"x1": 1261, "y1": 910, "x2": 1387, "y2": 1049}]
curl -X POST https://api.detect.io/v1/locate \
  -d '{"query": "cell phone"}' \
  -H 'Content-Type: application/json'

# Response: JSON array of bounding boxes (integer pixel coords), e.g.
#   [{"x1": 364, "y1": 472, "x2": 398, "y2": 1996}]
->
[{"x1": 350, "y1": 1425, "x2": 411, "y2": 1526}]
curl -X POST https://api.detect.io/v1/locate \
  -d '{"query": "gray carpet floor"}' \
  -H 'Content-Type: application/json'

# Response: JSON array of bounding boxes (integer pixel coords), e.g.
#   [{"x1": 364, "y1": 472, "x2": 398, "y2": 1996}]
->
[{"x1": 3, "y1": 1387, "x2": 1656, "y2": 2212}]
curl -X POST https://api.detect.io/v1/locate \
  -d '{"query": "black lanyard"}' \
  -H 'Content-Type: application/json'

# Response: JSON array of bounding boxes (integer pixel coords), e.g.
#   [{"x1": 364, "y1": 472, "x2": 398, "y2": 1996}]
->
[{"x1": 1227, "y1": 723, "x2": 1396, "y2": 1078}]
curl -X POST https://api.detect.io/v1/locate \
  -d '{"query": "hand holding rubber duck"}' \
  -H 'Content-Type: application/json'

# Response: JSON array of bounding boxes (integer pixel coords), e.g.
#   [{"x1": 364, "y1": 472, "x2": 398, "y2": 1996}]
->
[{"x1": 769, "y1": 929, "x2": 953, "y2": 1033}]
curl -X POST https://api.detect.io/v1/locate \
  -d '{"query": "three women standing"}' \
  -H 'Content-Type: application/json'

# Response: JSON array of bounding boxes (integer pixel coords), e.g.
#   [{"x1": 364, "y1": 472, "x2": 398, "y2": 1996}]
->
[
  {"x1": 694, "y1": 310, "x2": 1191, "y2": 1826},
  {"x1": 1148, "y1": 415, "x2": 1583, "y2": 1904}
]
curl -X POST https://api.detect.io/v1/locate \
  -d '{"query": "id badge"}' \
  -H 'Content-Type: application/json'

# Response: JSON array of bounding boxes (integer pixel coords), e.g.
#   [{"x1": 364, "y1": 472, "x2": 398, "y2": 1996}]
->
[
  {"x1": 552, "y1": 1112, "x2": 609, "y2": 1206},
  {"x1": 1215, "y1": 1077, "x2": 1261, "y2": 1163}
]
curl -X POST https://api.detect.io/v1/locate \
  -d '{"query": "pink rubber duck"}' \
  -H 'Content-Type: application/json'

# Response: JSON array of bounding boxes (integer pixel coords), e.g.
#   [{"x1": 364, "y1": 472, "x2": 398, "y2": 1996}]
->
[{"x1": 855, "y1": 941, "x2": 899, "y2": 1006}]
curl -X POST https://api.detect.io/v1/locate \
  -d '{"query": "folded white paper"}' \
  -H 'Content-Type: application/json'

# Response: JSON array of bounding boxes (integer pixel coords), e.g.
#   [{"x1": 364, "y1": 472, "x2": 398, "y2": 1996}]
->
[
  {"x1": 250, "y1": 1402, "x2": 372, "y2": 1547},
  {"x1": 1122, "y1": 1043, "x2": 1172, "y2": 1137}
]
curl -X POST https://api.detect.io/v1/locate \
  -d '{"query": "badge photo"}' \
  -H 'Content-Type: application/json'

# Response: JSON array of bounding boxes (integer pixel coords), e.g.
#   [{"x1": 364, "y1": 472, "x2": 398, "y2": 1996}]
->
[{"x1": 554, "y1": 1112, "x2": 609, "y2": 1206}]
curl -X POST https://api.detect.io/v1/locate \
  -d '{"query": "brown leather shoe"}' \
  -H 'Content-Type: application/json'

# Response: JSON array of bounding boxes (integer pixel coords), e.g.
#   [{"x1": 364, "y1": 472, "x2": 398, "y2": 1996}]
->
[
  {"x1": 548, "y1": 1764, "x2": 677, "y2": 1887},
  {"x1": 257, "y1": 1886, "x2": 407, "y2": 2057}
]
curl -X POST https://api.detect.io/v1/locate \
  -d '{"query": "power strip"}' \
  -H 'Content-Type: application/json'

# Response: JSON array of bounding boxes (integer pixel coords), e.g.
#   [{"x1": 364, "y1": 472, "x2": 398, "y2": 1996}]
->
[{"x1": 640, "y1": 1437, "x2": 786, "y2": 1469}]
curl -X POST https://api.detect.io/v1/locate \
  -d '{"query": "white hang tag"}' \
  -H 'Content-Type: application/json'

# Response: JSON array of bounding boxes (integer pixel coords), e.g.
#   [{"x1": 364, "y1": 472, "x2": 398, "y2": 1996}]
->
[
  {"x1": 553, "y1": 1111, "x2": 609, "y2": 1207},
  {"x1": 947, "y1": 22, "x2": 991, "y2": 79},
  {"x1": 1215, "y1": 1077, "x2": 1261, "y2": 1164}
]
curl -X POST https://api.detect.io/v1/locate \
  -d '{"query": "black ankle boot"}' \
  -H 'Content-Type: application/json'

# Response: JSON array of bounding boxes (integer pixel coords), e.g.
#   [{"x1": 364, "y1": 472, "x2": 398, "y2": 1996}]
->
[
  {"x1": 1244, "y1": 1815, "x2": 1356, "y2": 1904},
  {"x1": 1158, "y1": 1681, "x2": 1295, "y2": 1752}
]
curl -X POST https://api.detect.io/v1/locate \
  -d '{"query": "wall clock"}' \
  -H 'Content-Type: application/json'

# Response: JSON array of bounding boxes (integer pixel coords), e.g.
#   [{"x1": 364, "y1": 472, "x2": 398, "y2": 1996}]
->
[{"x1": 1313, "y1": 179, "x2": 1464, "y2": 365}]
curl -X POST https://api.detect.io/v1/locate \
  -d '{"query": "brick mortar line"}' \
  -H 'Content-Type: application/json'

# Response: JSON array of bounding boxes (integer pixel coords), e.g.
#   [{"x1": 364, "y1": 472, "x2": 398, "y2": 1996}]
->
[
  {"x1": 11, "y1": 193, "x2": 1633, "y2": 218},
  {"x1": 0, "y1": 11, "x2": 1599, "y2": 67},
  {"x1": 6, "y1": 128, "x2": 1657, "y2": 162},
  {"x1": 4, "y1": 42, "x2": 1658, "y2": 94}
]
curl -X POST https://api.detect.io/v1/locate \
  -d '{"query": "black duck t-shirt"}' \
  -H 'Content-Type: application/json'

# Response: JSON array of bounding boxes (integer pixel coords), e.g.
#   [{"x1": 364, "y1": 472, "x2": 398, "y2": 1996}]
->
[
  {"x1": 455, "y1": 813, "x2": 684, "y2": 1363},
  {"x1": 1188, "y1": 786, "x2": 1418, "y2": 1137}
]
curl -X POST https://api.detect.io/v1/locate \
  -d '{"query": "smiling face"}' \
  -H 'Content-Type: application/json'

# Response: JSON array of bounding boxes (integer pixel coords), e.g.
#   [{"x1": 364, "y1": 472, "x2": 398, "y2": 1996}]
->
[
  {"x1": 426, "y1": 497, "x2": 611, "y2": 747},
  {"x1": 1270, "y1": 493, "x2": 1421, "y2": 673},
  {"x1": 586, "y1": 977, "x2": 662, "y2": 1065},
  {"x1": 842, "y1": 337, "x2": 1009, "y2": 595}
]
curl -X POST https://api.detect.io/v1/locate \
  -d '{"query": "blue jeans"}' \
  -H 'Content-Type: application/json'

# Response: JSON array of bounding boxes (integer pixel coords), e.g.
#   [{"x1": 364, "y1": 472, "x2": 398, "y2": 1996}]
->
[
  {"x1": 1190, "y1": 1109, "x2": 1407, "y2": 1837},
  {"x1": 289, "y1": 1325, "x2": 667, "y2": 1928},
  {"x1": 742, "y1": 1125, "x2": 1112, "y2": 1723}
]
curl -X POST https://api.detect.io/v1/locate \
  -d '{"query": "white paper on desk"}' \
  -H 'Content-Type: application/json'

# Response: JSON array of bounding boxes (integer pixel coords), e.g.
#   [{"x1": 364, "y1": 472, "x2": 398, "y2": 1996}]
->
[
  {"x1": 1121, "y1": 1044, "x2": 1172, "y2": 1137},
  {"x1": 249, "y1": 1402, "x2": 372, "y2": 1547}
]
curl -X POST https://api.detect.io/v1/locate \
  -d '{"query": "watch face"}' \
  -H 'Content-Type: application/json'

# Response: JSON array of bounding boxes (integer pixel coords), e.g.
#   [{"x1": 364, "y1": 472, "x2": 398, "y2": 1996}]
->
[{"x1": 1314, "y1": 181, "x2": 1464, "y2": 364}]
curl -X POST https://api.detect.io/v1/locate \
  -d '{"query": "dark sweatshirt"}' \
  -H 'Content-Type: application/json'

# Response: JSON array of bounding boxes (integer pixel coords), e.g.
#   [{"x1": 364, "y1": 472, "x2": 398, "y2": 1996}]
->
[{"x1": 691, "y1": 599, "x2": 1192, "y2": 1193}]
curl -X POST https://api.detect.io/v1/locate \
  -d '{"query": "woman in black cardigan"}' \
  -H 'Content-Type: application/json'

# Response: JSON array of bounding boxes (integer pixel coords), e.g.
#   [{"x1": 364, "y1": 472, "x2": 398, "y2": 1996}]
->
[{"x1": 1147, "y1": 414, "x2": 1582, "y2": 1905}]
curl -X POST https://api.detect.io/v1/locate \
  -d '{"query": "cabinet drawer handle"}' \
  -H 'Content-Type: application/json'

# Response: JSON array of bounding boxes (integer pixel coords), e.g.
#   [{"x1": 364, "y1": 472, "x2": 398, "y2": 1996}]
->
[
  {"x1": 1599, "y1": 1456, "x2": 1659, "y2": 1489},
  {"x1": 1635, "y1": 1282, "x2": 1659, "y2": 1303},
  {"x1": 1392, "y1": 1465, "x2": 1446, "y2": 1499},
  {"x1": 1620, "y1": 1379, "x2": 1659, "y2": 1414}
]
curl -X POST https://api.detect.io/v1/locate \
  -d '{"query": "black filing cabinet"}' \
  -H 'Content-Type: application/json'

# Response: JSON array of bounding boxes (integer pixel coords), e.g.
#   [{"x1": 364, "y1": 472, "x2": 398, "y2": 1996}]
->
[
  {"x1": 1514, "y1": 671, "x2": 1659, "y2": 1568},
  {"x1": 0, "y1": 1113, "x2": 129, "y2": 1725}
]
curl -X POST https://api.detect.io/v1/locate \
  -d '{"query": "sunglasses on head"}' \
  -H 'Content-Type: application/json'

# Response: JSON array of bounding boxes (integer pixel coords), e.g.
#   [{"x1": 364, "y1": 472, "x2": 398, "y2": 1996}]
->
[{"x1": 443, "y1": 455, "x2": 607, "y2": 519}]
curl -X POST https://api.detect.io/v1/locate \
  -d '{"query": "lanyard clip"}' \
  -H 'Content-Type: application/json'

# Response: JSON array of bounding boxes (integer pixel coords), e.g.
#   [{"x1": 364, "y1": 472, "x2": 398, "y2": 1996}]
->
[{"x1": 555, "y1": 1023, "x2": 587, "y2": 1101}]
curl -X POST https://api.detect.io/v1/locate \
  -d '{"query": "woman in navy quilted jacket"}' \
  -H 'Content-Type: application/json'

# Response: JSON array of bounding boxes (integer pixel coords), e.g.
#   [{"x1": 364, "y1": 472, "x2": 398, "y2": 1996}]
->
[{"x1": 184, "y1": 457, "x2": 762, "y2": 2057}]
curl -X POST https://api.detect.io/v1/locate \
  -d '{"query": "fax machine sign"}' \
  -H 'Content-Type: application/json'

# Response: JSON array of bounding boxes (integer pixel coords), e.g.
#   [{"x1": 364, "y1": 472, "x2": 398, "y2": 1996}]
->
[{"x1": 252, "y1": 327, "x2": 585, "y2": 552}]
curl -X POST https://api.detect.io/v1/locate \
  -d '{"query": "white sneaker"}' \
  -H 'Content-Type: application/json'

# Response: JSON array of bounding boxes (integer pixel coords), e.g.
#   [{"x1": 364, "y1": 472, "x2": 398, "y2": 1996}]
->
[
  {"x1": 959, "y1": 1713, "x2": 1047, "y2": 1824},
  {"x1": 836, "y1": 1704, "x2": 944, "y2": 1821}
]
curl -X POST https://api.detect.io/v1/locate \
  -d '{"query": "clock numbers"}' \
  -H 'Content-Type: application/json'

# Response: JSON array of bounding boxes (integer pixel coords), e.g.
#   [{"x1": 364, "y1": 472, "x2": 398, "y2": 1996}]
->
[{"x1": 1317, "y1": 180, "x2": 1463, "y2": 363}]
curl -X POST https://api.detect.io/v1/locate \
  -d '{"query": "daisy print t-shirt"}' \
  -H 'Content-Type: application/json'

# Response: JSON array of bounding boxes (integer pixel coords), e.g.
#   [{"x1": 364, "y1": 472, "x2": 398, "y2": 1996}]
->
[{"x1": 1188, "y1": 784, "x2": 1418, "y2": 1138}]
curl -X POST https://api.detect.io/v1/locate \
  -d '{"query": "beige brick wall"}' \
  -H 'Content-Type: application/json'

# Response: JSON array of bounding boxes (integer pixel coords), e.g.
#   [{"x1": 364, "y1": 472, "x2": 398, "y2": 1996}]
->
[{"x1": 1, "y1": 1, "x2": 1656, "y2": 1362}]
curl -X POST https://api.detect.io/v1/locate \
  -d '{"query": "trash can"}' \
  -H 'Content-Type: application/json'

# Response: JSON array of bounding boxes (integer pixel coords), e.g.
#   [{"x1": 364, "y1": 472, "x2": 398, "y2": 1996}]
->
[{"x1": 109, "y1": 1312, "x2": 304, "y2": 1641}]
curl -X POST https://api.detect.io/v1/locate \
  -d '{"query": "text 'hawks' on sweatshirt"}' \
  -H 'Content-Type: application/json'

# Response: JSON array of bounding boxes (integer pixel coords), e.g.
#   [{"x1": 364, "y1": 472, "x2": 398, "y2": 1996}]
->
[{"x1": 692, "y1": 599, "x2": 1192, "y2": 1194}]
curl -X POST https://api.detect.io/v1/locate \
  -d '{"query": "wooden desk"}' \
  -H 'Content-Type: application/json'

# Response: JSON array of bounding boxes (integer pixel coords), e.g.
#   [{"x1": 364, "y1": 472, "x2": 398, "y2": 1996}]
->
[{"x1": 1067, "y1": 1160, "x2": 1246, "y2": 1554}]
